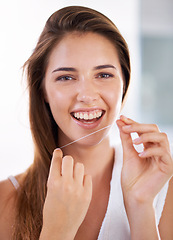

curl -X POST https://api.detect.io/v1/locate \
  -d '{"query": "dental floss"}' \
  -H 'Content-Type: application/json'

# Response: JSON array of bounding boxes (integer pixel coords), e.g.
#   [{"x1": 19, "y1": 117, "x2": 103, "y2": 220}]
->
[{"x1": 60, "y1": 124, "x2": 113, "y2": 149}]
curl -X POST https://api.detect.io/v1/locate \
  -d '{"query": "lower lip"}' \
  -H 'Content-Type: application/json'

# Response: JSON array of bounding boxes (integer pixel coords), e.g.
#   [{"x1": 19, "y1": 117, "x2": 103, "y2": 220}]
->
[{"x1": 71, "y1": 115, "x2": 104, "y2": 130}]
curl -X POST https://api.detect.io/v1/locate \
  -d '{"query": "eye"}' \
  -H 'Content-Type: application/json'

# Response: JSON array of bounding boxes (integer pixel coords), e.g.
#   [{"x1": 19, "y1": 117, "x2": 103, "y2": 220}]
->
[
  {"x1": 56, "y1": 75, "x2": 74, "y2": 81},
  {"x1": 96, "y1": 73, "x2": 114, "y2": 79}
]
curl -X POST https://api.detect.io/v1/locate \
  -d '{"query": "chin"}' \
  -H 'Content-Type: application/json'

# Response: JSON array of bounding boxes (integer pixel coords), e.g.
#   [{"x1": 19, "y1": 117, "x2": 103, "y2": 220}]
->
[{"x1": 73, "y1": 133, "x2": 110, "y2": 149}]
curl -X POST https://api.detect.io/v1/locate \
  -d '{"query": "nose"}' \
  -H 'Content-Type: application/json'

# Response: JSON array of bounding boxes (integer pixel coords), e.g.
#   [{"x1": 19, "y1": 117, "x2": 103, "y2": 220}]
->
[{"x1": 76, "y1": 79, "x2": 99, "y2": 104}]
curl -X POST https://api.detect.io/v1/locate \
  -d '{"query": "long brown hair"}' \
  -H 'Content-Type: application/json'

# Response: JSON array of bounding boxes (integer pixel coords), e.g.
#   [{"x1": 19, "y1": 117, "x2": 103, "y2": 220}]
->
[{"x1": 12, "y1": 6, "x2": 131, "y2": 239}]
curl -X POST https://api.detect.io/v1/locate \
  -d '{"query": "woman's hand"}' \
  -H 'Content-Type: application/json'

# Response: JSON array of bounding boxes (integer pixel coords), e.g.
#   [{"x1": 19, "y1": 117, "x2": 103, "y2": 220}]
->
[
  {"x1": 40, "y1": 149, "x2": 92, "y2": 240},
  {"x1": 117, "y1": 116, "x2": 173, "y2": 239},
  {"x1": 117, "y1": 115, "x2": 173, "y2": 203}
]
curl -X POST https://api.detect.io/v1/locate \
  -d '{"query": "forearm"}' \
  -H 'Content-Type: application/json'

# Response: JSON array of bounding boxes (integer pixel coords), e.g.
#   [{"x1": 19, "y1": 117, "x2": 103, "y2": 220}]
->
[{"x1": 125, "y1": 200, "x2": 160, "y2": 240}]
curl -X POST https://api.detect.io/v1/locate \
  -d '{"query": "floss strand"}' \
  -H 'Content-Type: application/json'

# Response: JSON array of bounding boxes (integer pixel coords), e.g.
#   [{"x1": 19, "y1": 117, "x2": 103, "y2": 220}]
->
[{"x1": 60, "y1": 124, "x2": 112, "y2": 149}]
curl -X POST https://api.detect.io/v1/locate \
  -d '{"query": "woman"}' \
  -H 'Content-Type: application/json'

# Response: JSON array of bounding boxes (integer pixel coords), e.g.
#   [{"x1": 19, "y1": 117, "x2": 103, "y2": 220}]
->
[{"x1": 0, "y1": 6, "x2": 173, "y2": 240}]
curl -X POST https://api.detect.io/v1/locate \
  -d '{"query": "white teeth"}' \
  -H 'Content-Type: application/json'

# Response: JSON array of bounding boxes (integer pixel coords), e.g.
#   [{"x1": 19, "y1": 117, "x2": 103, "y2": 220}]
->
[
  {"x1": 73, "y1": 110, "x2": 103, "y2": 120},
  {"x1": 89, "y1": 113, "x2": 94, "y2": 120},
  {"x1": 84, "y1": 113, "x2": 89, "y2": 120},
  {"x1": 79, "y1": 113, "x2": 84, "y2": 119},
  {"x1": 96, "y1": 112, "x2": 101, "y2": 118}
]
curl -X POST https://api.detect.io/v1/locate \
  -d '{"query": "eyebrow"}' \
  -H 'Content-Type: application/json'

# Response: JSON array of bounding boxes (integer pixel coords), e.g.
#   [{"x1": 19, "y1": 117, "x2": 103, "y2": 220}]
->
[
  {"x1": 52, "y1": 67, "x2": 76, "y2": 73},
  {"x1": 93, "y1": 64, "x2": 116, "y2": 70},
  {"x1": 52, "y1": 64, "x2": 116, "y2": 73}
]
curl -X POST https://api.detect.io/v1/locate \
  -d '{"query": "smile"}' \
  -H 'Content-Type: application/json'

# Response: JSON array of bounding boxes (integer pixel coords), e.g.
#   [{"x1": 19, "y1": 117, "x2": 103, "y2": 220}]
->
[
  {"x1": 72, "y1": 110, "x2": 104, "y2": 120},
  {"x1": 71, "y1": 110, "x2": 105, "y2": 126}
]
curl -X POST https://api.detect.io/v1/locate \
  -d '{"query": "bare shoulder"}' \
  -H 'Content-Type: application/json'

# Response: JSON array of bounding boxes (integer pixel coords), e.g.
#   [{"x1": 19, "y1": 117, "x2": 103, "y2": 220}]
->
[
  {"x1": 0, "y1": 176, "x2": 21, "y2": 240},
  {"x1": 159, "y1": 176, "x2": 173, "y2": 239}
]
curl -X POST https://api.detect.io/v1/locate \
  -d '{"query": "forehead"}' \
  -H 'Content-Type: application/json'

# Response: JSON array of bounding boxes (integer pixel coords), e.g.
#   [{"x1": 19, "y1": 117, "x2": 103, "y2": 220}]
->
[{"x1": 47, "y1": 32, "x2": 121, "y2": 70}]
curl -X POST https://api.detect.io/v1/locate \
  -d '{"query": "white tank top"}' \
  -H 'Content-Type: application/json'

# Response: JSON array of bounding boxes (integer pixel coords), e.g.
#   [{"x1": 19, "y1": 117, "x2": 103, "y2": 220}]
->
[{"x1": 8, "y1": 175, "x2": 20, "y2": 190}]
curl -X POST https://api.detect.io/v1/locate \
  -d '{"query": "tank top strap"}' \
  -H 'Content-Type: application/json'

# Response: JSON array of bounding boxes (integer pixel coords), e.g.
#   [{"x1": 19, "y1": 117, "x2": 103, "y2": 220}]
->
[{"x1": 8, "y1": 175, "x2": 20, "y2": 190}]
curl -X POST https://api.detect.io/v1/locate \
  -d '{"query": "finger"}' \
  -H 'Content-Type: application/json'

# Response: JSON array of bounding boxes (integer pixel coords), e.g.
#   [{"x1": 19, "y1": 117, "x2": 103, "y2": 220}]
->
[
  {"x1": 120, "y1": 115, "x2": 160, "y2": 135},
  {"x1": 116, "y1": 119, "x2": 136, "y2": 159},
  {"x1": 49, "y1": 148, "x2": 63, "y2": 180},
  {"x1": 74, "y1": 162, "x2": 85, "y2": 184},
  {"x1": 133, "y1": 132, "x2": 170, "y2": 150},
  {"x1": 61, "y1": 155, "x2": 74, "y2": 178},
  {"x1": 122, "y1": 123, "x2": 159, "y2": 135},
  {"x1": 139, "y1": 147, "x2": 173, "y2": 175},
  {"x1": 120, "y1": 115, "x2": 136, "y2": 123},
  {"x1": 139, "y1": 147, "x2": 172, "y2": 166}
]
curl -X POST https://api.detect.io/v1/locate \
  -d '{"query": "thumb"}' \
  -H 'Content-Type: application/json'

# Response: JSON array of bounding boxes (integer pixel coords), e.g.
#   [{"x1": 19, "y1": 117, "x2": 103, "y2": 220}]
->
[{"x1": 116, "y1": 119, "x2": 136, "y2": 160}]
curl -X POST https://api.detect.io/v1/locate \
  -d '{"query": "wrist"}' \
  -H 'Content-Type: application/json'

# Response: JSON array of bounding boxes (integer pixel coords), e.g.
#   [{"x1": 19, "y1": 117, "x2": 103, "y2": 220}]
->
[
  {"x1": 124, "y1": 200, "x2": 160, "y2": 240},
  {"x1": 124, "y1": 196, "x2": 154, "y2": 224}
]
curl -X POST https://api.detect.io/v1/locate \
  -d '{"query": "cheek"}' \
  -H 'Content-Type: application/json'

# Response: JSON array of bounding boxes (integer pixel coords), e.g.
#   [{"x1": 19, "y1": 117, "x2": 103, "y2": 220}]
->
[
  {"x1": 104, "y1": 83, "x2": 123, "y2": 110},
  {"x1": 46, "y1": 84, "x2": 64, "y2": 104},
  {"x1": 45, "y1": 87, "x2": 67, "y2": 114}
]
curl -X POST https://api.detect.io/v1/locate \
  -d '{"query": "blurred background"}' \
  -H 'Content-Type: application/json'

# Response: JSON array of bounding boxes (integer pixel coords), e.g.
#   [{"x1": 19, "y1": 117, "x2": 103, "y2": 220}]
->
[{"x1": 0, "y1": 0, "x2": 173, "y2": 180}]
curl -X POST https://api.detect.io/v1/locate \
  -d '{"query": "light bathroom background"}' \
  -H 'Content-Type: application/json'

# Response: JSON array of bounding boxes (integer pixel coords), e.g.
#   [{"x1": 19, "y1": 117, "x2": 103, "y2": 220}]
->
[{"x1": 0, "y1": 0, "x2": 172, "y2": 180}]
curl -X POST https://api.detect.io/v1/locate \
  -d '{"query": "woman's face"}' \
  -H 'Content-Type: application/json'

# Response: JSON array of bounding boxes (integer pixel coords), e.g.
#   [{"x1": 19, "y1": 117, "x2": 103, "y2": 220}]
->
[{"x1": 44, "y1": 32, "x2": 124, "y2": 148}]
